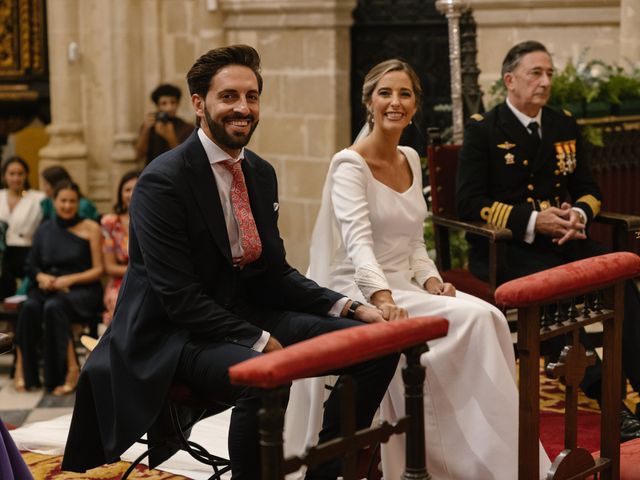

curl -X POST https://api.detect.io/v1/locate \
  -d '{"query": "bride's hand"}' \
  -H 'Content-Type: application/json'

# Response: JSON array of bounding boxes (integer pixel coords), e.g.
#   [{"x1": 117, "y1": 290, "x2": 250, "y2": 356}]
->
[{"x1": 425, "y1": 277, "x2": 456, "y2": 297}]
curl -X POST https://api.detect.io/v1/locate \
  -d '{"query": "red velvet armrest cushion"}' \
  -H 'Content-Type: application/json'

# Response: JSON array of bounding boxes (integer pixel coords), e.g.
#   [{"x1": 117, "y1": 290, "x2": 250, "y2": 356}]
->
[
  {"x1": 495, "y1": 252, "x2": 640, "y2": 308},
  {"x1": 228, "y1": 316, "x2": 449, "y2": 389}
]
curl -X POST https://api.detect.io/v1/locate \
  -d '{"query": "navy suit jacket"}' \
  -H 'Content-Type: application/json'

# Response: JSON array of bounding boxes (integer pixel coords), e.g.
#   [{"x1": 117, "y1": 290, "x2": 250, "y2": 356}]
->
[{"x1": 62, "y1": 131, "x2": 343, "y2": 472}]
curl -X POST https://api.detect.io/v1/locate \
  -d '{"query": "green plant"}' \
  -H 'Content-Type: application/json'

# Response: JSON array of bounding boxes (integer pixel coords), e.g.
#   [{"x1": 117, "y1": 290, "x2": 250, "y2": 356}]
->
[{"x1": 549, "y1": 61, "x2": 598, "y2": 106}]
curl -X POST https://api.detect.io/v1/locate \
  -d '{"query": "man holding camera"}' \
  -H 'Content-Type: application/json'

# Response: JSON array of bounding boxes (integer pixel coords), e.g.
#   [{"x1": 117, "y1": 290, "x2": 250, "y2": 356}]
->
[{"x1": 135, "y1": 83, "x2": 194, "y2": 165}]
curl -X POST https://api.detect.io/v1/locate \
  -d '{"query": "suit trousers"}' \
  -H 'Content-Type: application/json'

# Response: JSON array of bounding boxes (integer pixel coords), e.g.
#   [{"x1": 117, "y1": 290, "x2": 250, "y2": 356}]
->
[
  {"x1": 175, "y1": 310, "x2": 399, "y2": 480},
  {"x1": 470, "y1": 238, "x2": 640, "y2": 397}
]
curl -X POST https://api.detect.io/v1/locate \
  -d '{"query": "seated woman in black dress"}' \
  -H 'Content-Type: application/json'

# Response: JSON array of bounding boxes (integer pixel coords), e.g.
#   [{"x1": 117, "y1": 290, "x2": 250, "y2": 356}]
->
[{"x1": 13, "y1": 181, "x2": 103, "y2": 395}]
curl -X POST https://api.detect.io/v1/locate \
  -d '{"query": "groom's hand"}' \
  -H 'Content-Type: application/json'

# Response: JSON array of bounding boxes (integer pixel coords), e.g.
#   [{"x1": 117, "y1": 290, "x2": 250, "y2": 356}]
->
[
  {"x1": 354, "y1": 305, "x2": 386, "y2": 324},
  {"x1": 263, "y1": 336, "x2": 283, "y2": 352}
]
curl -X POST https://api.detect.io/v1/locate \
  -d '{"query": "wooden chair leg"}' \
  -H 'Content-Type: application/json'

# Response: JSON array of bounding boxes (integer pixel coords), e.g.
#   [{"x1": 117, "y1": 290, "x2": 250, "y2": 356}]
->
[{"x1": 402, "y1": 344, "x2": 430, "y2": 480}]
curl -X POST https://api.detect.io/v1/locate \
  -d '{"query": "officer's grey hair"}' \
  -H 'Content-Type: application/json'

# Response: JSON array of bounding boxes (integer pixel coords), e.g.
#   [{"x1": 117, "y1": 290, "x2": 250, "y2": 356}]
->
[{"x1": 501, "y1": 41, "x2": 550, "y2": 77}]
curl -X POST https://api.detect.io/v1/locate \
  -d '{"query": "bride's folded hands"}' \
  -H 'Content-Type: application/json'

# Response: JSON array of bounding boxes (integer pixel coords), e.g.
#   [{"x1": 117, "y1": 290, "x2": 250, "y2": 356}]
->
[{"x1": 425, "y1": 277, "x2": 456, "y2": 297}]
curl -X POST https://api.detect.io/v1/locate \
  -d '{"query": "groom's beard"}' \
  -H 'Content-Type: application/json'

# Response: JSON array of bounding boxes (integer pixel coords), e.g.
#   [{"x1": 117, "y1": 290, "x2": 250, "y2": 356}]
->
[{"x1": 204, "y1": 105, "x2": 258, "y2": 151}]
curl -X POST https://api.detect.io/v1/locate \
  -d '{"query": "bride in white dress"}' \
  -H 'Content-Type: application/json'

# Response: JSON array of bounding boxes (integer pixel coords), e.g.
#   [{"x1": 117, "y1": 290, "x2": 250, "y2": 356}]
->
[{"x1": 284, "y1": 59, "x2": 551, "y2": 479}]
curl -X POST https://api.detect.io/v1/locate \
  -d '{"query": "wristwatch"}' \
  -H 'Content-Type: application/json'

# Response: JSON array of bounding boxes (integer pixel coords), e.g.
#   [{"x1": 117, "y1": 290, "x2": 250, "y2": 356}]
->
[{"x1": 346, "y1": 300, "x2": 364, "y2": 319}]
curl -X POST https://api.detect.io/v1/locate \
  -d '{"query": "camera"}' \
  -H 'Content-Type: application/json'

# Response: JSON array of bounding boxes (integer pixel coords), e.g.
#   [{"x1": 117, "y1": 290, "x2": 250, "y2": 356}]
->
[{"x1": 155, "y1": 111, "x2": 170, "y2": 123}]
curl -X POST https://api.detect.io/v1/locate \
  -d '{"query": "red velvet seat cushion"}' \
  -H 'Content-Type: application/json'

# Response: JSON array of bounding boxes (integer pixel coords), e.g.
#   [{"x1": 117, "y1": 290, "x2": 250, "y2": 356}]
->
[
  {"x1": 229, "y1": 316, "x2": 449, "y2": 389},
  {"x1": 593, "y1": 437, "x2": 640, "y2": 479},
  {"x1": 495, "y1": 252, "x2": 640, "y2": 308}
]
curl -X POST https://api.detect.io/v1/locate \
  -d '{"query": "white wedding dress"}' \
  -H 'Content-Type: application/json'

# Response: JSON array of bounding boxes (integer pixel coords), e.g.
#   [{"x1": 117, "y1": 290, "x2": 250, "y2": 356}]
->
[{"x1": 284, "y1": 146, "x2": 551, "y2": 479}]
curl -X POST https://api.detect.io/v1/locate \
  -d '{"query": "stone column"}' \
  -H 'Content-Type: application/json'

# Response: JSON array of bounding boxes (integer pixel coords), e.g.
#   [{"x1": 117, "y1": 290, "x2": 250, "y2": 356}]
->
[
  {"x1": 39, "y1": 0, "x2": 89, "y2": 193},
  {"x1": 220, "y1": 0, "x2": 357, "y2": 270},
  {"x1": 110, "y1": 0, "x2": 142, "y2": 186},
  {"x1": 620, "y1": 0, "x2": 640, "y2": 63}
]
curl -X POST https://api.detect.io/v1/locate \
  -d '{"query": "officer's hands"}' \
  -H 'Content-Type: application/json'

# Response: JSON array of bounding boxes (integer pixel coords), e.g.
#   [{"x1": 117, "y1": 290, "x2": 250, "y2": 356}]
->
[
  {"x1": 535, "y1": 204, "x2": 586, "y2": 245},
  {"x1": 553, "y1": 202, "x2": 587, "y2": 245}
]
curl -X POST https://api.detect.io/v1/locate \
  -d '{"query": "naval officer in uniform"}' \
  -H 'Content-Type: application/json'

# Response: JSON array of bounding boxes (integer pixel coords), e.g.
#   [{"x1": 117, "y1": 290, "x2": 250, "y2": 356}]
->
[{"x1": 457, "y1": 40, "x2": 640, "y2": 441}]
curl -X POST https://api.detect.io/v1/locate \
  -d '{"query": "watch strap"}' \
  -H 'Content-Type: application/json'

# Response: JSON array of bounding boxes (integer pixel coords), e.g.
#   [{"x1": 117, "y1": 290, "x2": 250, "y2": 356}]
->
[{"x1": 346, "y1": 300, "x2": 363, "y2": 319}]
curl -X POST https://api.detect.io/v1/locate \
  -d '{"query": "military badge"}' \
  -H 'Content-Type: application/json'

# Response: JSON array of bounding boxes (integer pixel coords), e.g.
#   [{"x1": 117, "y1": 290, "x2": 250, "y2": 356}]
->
[
  {"x1": 497, "y1": 142, "x2": 516, "y2": 150},
  {"x1": 504, "y1": 153, "x2": 515, "y2": 165},
  {"x1": 554, "y1": 140, "x2": 577, "y2": 175},
  {"x1": 471, "y1": 113, "x2": 484, "y2": 121},
  {"x1": 566, "y1": 140, "x2": 577, "y2": 173}
]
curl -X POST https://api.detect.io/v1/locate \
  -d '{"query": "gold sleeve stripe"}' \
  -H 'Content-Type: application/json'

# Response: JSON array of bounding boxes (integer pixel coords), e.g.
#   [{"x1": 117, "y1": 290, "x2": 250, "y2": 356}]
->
[
  {"x1": 485, "y1": 201, "x2": 513, "y2": 229},
  {"x1": 576, "y1": 194, "x2": 601, "y2": 216},
  {"x1": 498, "y1": 205, "x2": 513, "y2": 229},
  {"x1": 495, "y1": 205, "x2": 513, "y2": 228},
  {"x1": 490, "y1": 203, "x2": 508, "y2": 226}
]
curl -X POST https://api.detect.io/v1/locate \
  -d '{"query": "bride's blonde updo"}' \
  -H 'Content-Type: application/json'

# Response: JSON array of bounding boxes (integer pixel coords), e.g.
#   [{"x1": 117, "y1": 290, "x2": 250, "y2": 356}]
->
[{"x1": 361, "y1": 59, "x2": 423, "y2": 131}]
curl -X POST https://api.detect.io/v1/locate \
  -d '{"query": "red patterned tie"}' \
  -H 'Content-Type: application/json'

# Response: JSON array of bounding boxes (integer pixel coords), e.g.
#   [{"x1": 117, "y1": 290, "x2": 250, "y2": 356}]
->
[{"x1": 221, "y1": 160, "x2": 262, "y2": 266}]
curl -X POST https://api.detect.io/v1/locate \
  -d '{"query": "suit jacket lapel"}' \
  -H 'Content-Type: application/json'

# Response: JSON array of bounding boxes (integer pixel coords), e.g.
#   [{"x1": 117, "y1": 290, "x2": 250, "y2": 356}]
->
[{"x1": 183, "y1": 133, "x2": 233, "y2": 265}]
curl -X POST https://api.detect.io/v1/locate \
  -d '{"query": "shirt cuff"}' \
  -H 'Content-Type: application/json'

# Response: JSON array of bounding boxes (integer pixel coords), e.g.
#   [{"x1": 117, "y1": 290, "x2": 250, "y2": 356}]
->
[
  {"x1": 572, "y1": 207, "x2": 587, "y2": 224},
  {"x1": 524, "y1": 211, "x2": 538, "y2": 244},
  {"x1": 328, "y1": 297, "x2": 349, "y2": 318},
  {"x1": 252, "y1": 330, "x2": 271, "y2": 352}
]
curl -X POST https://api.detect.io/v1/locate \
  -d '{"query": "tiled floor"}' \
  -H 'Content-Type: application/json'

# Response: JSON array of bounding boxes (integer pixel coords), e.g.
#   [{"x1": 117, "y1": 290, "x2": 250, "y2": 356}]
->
[{"x1": 0, "y1": 347, "x2": 78, "y2": 428}]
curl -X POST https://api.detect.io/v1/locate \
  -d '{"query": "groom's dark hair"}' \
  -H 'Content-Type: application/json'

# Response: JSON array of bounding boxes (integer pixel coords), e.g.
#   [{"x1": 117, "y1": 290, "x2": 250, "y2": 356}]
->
[{"x1": 186, "y1": 44, "x2": 264, "y2": 99}]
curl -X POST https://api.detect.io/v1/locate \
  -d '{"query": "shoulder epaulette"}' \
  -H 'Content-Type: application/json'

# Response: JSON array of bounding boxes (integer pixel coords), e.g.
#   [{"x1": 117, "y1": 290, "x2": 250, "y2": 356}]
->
[{"x1": 470, "y1": 113, "x2": 484, "y2": 121}]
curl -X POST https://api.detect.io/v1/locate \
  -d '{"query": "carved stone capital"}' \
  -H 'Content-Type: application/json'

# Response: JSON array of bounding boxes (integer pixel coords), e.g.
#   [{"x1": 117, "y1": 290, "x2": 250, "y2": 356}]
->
[
  {"x1": 39, "y1": 123, "x2": 88, "y2": 160},
  {"x1": 220, "y1": 0, "x2": 357, "y2": 28}
]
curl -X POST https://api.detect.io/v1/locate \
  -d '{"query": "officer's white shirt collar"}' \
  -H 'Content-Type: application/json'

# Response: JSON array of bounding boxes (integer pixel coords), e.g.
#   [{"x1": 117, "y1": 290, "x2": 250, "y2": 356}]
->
[
  {"x1": 506, "y1": 97, "x2": 542, "y2": 136},
  {"x1": 197, "y1": 128, "x2": 245, "y2": 164}
]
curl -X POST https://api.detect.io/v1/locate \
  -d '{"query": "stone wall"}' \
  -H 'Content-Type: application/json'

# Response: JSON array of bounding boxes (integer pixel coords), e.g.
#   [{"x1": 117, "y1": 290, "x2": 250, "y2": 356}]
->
[{"x1": 469, "y1": 0, "x2": 630, "y2": 102}]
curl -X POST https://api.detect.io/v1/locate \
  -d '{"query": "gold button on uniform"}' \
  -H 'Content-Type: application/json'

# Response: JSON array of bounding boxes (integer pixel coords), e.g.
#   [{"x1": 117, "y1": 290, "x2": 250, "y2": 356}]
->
[
  {"x1": 556, "y1": 183, "x2": 561, "y2": 188},
  {"x1": 523, "y1": 159, "x2": 529, "y2": 166},
  {"x1": 554, "y1": 170, "x2": 560, "y2": 175},
  {"x1": 527, "y1": 184, "x2": 534, "y2": 191}
]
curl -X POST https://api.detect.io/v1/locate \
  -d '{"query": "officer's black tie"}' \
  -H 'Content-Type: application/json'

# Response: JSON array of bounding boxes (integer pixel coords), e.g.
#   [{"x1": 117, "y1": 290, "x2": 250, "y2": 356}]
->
[{"x1": 528, "y1": 121, "x2": 541, "y2": 150}]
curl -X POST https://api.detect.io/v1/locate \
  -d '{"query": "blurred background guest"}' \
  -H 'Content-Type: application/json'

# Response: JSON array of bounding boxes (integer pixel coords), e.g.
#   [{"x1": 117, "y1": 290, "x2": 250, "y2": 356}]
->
[
  {"x1": 13, "y1": 181, "x2": 103, "y2": 395},
  {"x1": 0, "y1": 157, "x2": 45, "y2": 299},
  {"x1": 101, "y1": 170, "x2": 139, "y2": 325},
  {"x1": 135, "y1": 83, "x2": 194, "y2": 165},
  {"x1": 39, "y1": 166, "x2": 99, "y2": 222}
]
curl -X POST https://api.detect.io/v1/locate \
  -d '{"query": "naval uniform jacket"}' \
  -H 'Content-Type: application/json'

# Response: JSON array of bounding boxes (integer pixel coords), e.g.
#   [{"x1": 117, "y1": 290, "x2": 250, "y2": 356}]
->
[
  {"x1": 62, "y1": 131, "x2": 344, "y2": 472},
  {"x1": 456, "y1": 102, "x2": 602, "y2": 272}
]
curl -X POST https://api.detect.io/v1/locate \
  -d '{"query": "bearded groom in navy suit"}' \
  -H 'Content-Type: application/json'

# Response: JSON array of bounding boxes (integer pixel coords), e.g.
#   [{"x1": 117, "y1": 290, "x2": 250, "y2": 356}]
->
[{"x1": 62, "y1": 45, "x2": 398, "y2": 480}]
